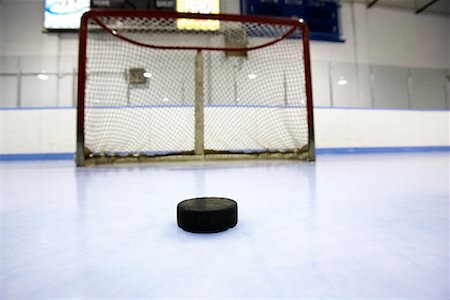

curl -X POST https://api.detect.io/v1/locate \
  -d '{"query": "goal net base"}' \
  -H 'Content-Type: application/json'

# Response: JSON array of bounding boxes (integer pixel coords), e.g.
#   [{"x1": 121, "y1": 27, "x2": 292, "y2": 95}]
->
[{"x1": 82, "y1": 146, "x2": 310, "y2": 166}]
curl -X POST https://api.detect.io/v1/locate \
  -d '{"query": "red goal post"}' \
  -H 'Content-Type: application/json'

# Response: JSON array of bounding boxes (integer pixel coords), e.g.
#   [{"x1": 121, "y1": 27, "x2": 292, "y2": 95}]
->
[{"x1": 76, "y1": 10, "x2": 315, "y2": 166}]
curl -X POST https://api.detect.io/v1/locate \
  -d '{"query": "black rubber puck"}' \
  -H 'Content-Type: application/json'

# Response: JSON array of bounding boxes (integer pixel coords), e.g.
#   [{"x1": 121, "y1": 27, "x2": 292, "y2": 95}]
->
[{"x1": 177, "y1": 197, "x2": 238, "y2": 233}]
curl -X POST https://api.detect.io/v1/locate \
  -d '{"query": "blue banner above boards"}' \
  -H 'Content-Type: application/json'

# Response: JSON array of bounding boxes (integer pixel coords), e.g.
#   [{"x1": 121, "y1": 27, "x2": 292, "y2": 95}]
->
[{"x1": 240, "y1": 0, "x2": 343, "y2": 42}]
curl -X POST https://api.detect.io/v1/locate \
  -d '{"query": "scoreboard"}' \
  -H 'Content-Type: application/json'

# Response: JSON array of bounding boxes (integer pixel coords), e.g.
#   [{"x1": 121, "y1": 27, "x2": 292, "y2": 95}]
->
[
  {"x1": 241, "y1": 0, "x2": 342, "y2": 42},
  {"x1": 91, "y1": 0, "x2": 177, "y2": 10}
]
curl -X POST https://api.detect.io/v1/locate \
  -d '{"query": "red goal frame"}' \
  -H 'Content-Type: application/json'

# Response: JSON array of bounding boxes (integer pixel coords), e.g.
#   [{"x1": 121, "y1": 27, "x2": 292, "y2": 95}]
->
[{"x1": 76, "y1": 10, "x2": 315, "y2": 165}]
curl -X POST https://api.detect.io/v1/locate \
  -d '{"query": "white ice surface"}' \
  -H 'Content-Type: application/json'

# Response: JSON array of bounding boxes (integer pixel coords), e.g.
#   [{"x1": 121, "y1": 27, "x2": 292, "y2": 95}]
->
[{"x1": 1, "y1": 153, "x2": 449, "y2": 299}]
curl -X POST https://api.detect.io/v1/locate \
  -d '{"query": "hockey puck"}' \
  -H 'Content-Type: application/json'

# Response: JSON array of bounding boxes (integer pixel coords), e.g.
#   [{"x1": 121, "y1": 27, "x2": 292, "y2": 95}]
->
[{"x1": 177, "y1": 197, "x2": 238, "y2": 233}]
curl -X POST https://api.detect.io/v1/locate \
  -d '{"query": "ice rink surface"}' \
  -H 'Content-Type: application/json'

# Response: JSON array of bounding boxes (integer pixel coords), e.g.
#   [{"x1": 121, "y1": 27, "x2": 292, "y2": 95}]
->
[{"x1": 1, "y1": 152, "x2": 449, "y2": 299}]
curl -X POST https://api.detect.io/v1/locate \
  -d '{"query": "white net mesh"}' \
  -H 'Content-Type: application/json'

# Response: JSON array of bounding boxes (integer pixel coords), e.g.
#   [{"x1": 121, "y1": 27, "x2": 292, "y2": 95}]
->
[{"x1": 78, "y1": 13, "x2": 312, "y2": 164}]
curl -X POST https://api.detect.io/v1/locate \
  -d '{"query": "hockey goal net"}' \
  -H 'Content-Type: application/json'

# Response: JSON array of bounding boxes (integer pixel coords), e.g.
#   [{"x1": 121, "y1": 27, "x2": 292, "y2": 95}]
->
[{"x1": 76, "y1": 10, "x2": 315, "y2": 166}]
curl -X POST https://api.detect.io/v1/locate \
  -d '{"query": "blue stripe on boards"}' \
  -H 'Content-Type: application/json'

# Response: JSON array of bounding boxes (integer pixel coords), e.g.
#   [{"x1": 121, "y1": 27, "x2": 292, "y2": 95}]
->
[
  {"x1": 0, "y1": 153, "x2": 74, "y2": 161},
  {"x1": 1, "y1": 146, "x2": 449, "y2": 161},
  {"x1": 316, "y1": 146, "x2": 450, "y2": 155}
]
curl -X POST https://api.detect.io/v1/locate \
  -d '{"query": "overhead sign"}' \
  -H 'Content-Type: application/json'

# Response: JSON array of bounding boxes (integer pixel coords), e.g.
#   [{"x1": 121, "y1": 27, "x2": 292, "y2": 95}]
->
[
  {"x1": 44, "y1": 0, "x2": 90, "y2": 30},
  {"x1": 176, "y1": 0, "x2": 220, "y2": 31}
]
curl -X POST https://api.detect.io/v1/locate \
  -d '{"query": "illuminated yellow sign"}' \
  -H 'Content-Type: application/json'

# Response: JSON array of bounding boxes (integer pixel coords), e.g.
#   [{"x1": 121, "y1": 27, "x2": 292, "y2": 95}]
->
[{"x1": 176, "y1": 0, "x2": 220, "y2": 31}]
